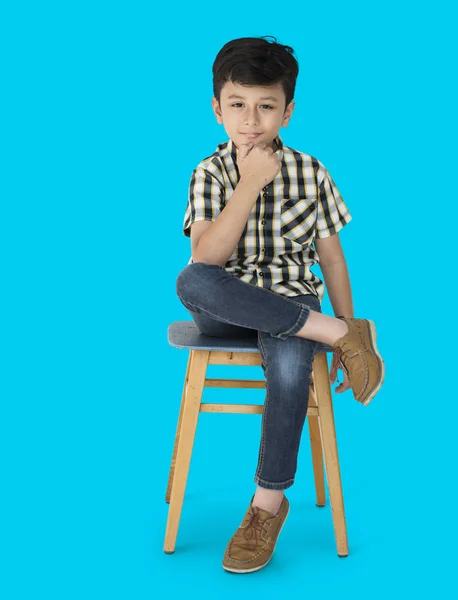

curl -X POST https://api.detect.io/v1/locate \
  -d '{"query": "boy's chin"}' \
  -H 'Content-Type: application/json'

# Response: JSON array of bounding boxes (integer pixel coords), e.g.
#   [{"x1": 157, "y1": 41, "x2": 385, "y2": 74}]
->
[{"x1": 233, "y1": 136, "x2": 277, "y2": 151}]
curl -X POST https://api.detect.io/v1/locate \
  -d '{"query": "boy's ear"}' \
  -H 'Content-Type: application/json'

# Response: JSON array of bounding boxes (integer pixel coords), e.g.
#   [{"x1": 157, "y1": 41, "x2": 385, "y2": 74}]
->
[
  {"x1": 212, "y1": 97, "x2": 224, "y2": 124},
  {"x1": 282, "y1": 101, "x2": 295, "y2": 127}
]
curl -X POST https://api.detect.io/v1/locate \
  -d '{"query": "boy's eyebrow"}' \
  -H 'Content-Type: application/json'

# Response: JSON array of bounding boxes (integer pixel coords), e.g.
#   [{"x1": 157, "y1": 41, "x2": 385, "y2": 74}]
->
[{"x1": 227, "y1": 94, "x2": 279, "y2": 102}]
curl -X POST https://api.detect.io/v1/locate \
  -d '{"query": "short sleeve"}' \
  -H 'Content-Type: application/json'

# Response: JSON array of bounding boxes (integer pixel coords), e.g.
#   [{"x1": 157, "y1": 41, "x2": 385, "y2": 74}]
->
[
  {"x1": 183, "y1": 167, "x2": 224, "y2": 238},
  {"x1": 315, "y1": 164, "x2": 352, "y2": 239}
]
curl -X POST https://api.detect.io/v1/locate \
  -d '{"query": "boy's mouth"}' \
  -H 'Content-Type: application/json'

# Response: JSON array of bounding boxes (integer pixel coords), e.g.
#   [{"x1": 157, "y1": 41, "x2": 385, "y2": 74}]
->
[{"x1": 241, "y1": 133, "x2": 262, "y2": 139}]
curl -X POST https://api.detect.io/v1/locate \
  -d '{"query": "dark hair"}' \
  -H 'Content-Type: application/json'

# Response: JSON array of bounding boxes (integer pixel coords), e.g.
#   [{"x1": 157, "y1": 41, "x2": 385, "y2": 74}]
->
[{"x1": 212, "y1": 36, "x2": 299, "y2": 111}]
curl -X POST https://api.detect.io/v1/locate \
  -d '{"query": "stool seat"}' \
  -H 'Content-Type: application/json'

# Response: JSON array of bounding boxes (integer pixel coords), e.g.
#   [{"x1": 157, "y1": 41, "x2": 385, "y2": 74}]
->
[{"x1": 168, "y1": 320, "x2": 334, "y2": 354}]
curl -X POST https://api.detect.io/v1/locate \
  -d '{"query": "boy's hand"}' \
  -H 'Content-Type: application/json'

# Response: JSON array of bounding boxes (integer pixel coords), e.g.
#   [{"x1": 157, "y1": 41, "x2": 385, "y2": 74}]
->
[
  {"x1": 334, "y1": 370, "x2": 351, "y2": 394},
  {"x1": 237, "y1": 142, "x2": 282, "y2": 190}
]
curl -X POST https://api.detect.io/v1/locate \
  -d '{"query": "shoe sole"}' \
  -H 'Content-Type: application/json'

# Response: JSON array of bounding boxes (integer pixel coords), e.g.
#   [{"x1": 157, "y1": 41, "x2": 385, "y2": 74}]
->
[
  {"x1": 360, "y1": 319, "x2": 385, "y2": 406},
  {"x1": 222, "y1": 505, "x2": 290, "y2": 574}
]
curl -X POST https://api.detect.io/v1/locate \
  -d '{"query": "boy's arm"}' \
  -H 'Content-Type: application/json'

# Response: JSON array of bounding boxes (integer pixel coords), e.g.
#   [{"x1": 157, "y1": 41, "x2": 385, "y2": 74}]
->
[
  {"x1": 191, "y1": 178, "x2": 261, "y2": 265},
  {"x1": 314, "y1": 234, "x2": 354, "y2": 318},
  {"x1": 191, "y1": 143, "x2": 280, "y2": 266}
]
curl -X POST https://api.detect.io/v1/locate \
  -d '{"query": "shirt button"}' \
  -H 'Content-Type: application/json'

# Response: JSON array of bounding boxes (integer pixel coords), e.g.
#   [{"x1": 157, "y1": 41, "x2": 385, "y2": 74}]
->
[
  {"x1": 258, "y1": 271, "x2": 263, "y2": 277},
  {"x1": 261, "y1": 219, "x2": 266, "y2": 225}
]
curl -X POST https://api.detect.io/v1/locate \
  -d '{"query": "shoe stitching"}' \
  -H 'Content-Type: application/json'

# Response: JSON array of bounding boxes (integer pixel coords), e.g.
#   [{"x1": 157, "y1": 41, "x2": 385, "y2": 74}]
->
[
  {"x1": 225, "y1": 536, "x2": 272, "y2": 564},
  {"x1": 331, "y1": 320, "x2": 373, "y2": 402},
  {"x1": 225, "y1": 503, "x2": 287, "y2": 565}
]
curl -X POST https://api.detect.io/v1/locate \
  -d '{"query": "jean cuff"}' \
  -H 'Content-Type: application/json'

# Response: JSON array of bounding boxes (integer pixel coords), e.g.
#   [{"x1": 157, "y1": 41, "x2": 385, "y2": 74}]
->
[
  {"x1": 254, "y1": 475, "x2": 295, "y2": 491},
  {"x1": 274, "y1": 305, "x2": 310, "y2": 340}
]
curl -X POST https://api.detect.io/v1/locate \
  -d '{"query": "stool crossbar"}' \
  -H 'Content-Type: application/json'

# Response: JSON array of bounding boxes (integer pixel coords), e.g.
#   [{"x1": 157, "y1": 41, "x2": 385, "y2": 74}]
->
[{"x1": 164, "y1": 321, "x2": 348, "y2": 557}]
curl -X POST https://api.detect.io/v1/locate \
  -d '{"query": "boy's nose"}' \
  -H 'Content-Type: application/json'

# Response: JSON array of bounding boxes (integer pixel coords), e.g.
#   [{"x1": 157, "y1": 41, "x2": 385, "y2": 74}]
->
[{"x1": 244, "y1": 112, "x2": 259, "y2": 126}]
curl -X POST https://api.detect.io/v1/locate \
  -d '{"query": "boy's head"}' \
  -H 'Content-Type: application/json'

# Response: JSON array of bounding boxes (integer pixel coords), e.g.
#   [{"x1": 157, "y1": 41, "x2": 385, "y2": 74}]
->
[{"x1": 211, "y1": 36, "x2": 299, "y2": 151}]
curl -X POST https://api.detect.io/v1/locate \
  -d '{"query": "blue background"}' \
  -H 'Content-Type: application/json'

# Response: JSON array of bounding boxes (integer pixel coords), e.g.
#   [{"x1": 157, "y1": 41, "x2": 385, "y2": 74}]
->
[{"x1": 2, "y1": 1, "x2": 457, "y2": 598}]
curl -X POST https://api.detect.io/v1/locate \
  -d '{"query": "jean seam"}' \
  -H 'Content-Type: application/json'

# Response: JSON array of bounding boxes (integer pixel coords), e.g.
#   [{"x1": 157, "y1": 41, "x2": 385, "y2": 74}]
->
[{"x1": 255, "y1": 333, "x2": 269, "y2": 481}]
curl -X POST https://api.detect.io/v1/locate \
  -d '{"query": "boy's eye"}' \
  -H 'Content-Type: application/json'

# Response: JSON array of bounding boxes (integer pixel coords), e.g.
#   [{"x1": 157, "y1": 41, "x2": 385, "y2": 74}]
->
[{"x1": 231, "y1": 103, "x2": 274, "y2": 110}]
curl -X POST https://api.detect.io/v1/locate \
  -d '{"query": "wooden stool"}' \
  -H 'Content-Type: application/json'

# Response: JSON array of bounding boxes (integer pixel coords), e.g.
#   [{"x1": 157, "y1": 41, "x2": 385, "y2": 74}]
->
[{"x1": 164, "y1": 321, "x2": 348, "y2": 557}]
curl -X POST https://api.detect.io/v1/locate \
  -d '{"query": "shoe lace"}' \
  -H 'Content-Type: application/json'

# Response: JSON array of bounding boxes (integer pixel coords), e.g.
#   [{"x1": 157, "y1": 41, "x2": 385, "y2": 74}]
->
[
  {"x1": 330, "y1": 346, "x2": 343, "y2": 383},
  {"x1": 243, "y1": 509, "x2": 266, "y2": 542},
  {"x1": 330, "y1": 343, "x2": 370, "y2": 384}
]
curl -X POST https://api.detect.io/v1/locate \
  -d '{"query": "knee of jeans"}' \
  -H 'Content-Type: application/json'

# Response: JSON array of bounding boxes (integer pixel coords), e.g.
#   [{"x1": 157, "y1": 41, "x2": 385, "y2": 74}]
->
[
  {"x1": 267, "y1": 358, "x2": 314, "y2": 393},
  {"x1": 176, "y1": 262, "x2": 208, "y2": 301}
]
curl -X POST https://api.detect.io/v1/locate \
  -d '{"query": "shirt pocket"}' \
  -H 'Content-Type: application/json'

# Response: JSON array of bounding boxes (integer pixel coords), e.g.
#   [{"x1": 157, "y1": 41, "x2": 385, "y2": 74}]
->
[{"x1": 280, "y1": 196, "x2": 317, "y2": 247}]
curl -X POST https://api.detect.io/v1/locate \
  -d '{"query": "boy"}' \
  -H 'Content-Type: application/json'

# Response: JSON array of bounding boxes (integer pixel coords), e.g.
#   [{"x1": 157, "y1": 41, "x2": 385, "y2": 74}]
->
[{"x1": 175, "y1": 36, "x2": 385, "y2": 573}]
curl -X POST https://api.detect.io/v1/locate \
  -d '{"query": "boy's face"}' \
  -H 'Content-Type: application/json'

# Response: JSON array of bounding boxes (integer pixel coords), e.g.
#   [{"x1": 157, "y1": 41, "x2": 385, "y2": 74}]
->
[{"x1": 212, "y1": 81, "x2": 294, "y2": 152}]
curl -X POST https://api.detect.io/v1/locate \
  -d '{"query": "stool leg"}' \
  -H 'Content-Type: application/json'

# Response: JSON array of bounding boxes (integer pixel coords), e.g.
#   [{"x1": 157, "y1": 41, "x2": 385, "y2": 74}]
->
[
  {"x1": 308, "y1": 379, "x2": 326, "y2": 507},
  {"x1": 164, "y1": 350, "x2": 209, "y2": 554},
  {"x1": 165, "y1": 353, "x2": 191, "y2": 504},
  {"x1": 313, "y1": 353, "x2": 349, "y2": 557}
]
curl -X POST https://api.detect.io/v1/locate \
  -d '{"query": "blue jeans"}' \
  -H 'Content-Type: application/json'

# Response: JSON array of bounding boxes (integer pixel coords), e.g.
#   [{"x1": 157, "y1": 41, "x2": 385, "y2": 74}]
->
[{"x1": 176, "y1": 262, "x2": 322, "y2": 491}]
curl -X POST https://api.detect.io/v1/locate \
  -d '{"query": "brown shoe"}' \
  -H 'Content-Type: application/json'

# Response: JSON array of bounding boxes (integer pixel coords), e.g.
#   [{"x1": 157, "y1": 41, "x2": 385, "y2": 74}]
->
[
  {"x1": 330, "y1": 318, "x2": 385, "y2": 406},
  {"x1": 222, "y1": 496, "x2": 290, "y2": 574}
]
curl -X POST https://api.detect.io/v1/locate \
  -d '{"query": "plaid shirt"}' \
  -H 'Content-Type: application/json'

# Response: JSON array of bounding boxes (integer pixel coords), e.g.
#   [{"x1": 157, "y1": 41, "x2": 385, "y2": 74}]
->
[{"x1": 183, "y1": 135, "x2": 352, "y2": 300}]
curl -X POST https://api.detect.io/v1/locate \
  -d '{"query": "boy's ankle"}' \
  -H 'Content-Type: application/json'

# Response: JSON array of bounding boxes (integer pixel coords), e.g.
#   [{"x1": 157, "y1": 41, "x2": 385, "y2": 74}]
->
[
  {"x1": 252, "y1": 488, "x2": 285, "y2": 515},
  {"x1": 332, "y1": 318, "x2": 350, "y2": 346}
]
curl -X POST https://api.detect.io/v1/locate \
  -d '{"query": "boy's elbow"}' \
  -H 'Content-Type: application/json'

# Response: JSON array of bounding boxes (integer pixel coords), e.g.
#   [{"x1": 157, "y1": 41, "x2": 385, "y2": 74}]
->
[
  {"x1": 191, "y1": 241, "x2": 224, "y2": 267},
  {"x1": 192, "y1": 255, "x2": 225, "y2": 267}
]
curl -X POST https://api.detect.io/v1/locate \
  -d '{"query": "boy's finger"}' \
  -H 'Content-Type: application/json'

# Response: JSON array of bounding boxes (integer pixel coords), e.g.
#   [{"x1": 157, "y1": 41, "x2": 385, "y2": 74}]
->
[{"x1": 238, "y1": 143, "x2": 253, "y2": 160}]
